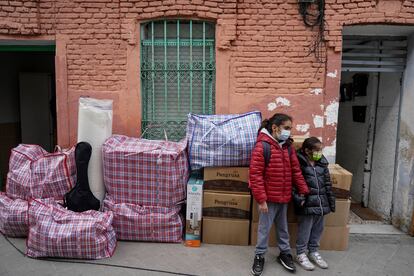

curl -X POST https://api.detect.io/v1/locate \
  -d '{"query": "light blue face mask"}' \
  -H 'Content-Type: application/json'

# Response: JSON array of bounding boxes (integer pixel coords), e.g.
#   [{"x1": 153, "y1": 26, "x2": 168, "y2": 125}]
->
[{"x1": 279, "y1": 129, "x2": 291, "y2": 141}]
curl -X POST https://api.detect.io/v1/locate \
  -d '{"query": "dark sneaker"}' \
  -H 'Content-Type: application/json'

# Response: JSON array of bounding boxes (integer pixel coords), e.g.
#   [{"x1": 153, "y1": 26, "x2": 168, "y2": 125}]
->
[
  {"x1": 251, "y1": 254, "x2": 265, "y2": 276},
  {"x1": 278, "y1": 253, "x2": 296, "y2": 273}
]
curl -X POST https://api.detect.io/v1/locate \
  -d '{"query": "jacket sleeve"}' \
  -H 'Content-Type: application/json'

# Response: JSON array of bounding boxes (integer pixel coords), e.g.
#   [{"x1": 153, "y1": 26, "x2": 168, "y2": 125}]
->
[
  {"x1": 249, "y1": 142, "x2": 267, "y2": 204},
  {"x1": 324, "y1": 166, "x2": 336, "y2": 212},
  {"x1": 290, "y1": 148, "x2": 309, "y2": 195},
  {"x1": 292, "y1": 188, "x2": 306, "y2": 209}
]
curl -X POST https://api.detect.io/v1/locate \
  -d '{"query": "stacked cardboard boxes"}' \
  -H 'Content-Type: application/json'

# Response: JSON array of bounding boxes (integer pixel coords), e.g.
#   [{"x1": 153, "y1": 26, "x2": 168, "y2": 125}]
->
[
  {"x1": 202, "y1": 167, "x2": 251, "y2": 246},
  {"x1": 251, "y1": 165, "x2": 353, "y2": 251},
  {"x1": 328, "y1": 164, "x2": 353, "y2": 199}
]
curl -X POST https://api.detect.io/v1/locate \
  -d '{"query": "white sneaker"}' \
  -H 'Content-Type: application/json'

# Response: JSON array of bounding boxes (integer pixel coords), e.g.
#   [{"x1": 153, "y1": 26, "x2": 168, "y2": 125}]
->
[
  {"x1": 309, "y1": 252, "x2": 328, "y2": 269},
  {"x1": 296, "y1": 253, "x2": 315, "y2": 271}
]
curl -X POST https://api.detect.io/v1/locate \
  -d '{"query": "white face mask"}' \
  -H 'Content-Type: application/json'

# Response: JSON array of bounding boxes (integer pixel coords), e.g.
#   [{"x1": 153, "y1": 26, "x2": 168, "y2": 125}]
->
[{"x1": 279, "y1": 129, "x2": 291, "y2": 141}]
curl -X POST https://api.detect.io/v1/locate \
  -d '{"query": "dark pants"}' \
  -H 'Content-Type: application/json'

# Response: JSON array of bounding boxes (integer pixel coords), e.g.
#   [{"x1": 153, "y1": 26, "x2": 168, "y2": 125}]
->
[
  {"x1": 296, "y1": 215, "x2": 324, "y2": 255},
  {"x1": 255, "y1": 202, "x2": 291, "y2": 255}
]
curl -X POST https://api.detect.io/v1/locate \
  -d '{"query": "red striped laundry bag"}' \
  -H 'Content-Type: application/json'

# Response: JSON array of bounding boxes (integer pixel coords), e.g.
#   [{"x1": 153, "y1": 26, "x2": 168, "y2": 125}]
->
[
  {"x1": 102, "y1": 135, "x2": 188, "y2": 206},
  {"x1": 27, "y1": 198, "x2": 116, "y2": 259},
  {"x1": 6, "y1": 144, "x2": 76, "y2": 200},
  {"x1": 0, "y1": 192, "x2": 28, "y2": 237},
  {"x1": 104, "y1": 196, "x2": 183, "y2": 242}
]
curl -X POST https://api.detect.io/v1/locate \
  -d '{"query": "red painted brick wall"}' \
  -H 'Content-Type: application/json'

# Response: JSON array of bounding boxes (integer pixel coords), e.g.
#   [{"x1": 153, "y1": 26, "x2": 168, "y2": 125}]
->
[
  {"x1": 0, "y1": 0, "x2": 413, "y2": 150},
  {"x1": 0, "y1": 0, "x2": 40, "y2": 35}
]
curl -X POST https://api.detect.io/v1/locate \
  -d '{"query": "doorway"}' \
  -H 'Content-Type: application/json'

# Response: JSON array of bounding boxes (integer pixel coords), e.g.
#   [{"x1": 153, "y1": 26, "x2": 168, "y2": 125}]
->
[
  {"x1": 336, "y1": 27, "x2": 414, "y2": 223},
  {"x1": 0, "y1": 40, "x2": 56, "y2": 190}
]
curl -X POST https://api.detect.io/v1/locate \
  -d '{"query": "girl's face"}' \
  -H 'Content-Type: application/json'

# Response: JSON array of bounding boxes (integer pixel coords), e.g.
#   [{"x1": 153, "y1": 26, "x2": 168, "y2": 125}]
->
[
  {"x1": 305, "y1": 143, "x2": 323, "y2": 161},
  {"x1": 271, "y1": 120, "x2": 292, "y2": 140}
]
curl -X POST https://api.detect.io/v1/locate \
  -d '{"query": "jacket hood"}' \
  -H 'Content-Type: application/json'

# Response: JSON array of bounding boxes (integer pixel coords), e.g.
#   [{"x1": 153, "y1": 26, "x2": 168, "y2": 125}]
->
[
  {"x1": 297, "y1": 150, "x2": 329, "y2": 167},
  {"x1": 257, "y1": 128, "x2": 292, "y2": 148}
]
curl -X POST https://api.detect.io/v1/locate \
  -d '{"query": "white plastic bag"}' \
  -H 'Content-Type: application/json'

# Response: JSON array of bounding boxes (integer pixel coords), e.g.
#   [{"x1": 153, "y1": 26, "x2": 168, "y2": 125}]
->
[{"x1": 77, "y1": 97, "x2": 113, "y2": 202}]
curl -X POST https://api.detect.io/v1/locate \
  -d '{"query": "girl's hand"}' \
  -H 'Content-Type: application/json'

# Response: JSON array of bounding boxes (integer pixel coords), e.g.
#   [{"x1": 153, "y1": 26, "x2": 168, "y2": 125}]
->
[
  {"x1": 299, "y1": 194, "x2": 305, "y2": 206},
  {"x1": 259, "y1": 202, "x2": 268, "y2": 213}
]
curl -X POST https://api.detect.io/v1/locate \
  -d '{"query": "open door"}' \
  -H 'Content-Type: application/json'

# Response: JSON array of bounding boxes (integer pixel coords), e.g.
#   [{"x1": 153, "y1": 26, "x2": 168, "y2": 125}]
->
[
  {"x1": 337, "y1": 34, "x2": 405, "y2": 221},
  {"x1": 19, "y1": 73, "x2": 55, "y2": 151}
]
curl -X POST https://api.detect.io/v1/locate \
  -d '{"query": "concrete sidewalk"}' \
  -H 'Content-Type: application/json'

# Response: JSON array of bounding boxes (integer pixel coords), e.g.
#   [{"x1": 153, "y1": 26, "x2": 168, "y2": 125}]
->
[{"x1": 1, "y1": 233, "x2": 413, "y2": 276}]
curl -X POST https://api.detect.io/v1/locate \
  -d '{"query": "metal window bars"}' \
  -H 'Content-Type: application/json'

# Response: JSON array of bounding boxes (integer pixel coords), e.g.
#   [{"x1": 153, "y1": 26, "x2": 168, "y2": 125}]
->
[{"x1": 141, "y1": 20, "x2": 216, "y2": 141}]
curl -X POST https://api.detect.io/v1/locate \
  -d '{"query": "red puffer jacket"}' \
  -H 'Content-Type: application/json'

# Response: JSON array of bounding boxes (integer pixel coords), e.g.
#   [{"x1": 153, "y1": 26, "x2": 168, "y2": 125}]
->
[{"x1": 249, "y1": 129, "x2": 309, "y2": 204}]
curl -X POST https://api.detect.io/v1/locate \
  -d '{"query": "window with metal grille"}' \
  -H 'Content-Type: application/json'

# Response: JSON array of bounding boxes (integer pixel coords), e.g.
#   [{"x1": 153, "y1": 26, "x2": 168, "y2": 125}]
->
[{"x1": 140, "y1": 20, "x2": 215, "y2": 141}]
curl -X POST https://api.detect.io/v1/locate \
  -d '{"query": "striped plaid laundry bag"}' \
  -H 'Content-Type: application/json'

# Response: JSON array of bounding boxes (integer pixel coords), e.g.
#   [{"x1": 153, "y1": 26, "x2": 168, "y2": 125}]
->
[
  {"x1": 6, "y1": 144, "x2": 76, "y2": 200},
  {"x1": 104, "y1": 196, "x2": 183, "y2": 242},
  {"x1": 186, "y1": 111, "x2": 262, "y2": 170},
  {"x1": 27, "y1": 198, "x2": 116, "y2": 259},
  {"x1": 102, "y1": 135, "x2": 189, "y2": 206},
  {"x1": 0, "y1": 192, "x2": 28, "y2": 237}
]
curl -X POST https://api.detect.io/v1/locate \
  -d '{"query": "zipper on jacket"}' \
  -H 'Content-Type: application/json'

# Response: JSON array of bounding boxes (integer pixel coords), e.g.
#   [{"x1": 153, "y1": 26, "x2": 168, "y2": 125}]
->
[{"x1": 313, "y1": 166, "x2": 324, "y2": 216}]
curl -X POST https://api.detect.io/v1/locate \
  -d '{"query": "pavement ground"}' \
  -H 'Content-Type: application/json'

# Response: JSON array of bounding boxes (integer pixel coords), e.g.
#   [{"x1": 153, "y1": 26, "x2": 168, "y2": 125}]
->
[{"x1": 1, "y1": 232, "x2": 413, "y2": 276}]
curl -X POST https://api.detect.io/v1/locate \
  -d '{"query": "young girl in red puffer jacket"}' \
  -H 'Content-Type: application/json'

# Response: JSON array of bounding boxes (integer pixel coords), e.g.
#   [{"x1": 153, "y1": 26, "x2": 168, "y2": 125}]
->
[{"x1": 249, "y1": 113, "x2": 309, "y2": 276}]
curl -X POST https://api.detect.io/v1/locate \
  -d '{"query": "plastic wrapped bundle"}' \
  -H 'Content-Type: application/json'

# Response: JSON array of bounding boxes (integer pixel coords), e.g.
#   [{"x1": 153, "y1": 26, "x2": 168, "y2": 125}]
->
[
  {"x1": 186, "y1": 111, "x2": 262, "y2": 170},
  {"x1": 0, "y1": 192, "x2": 28, "y2": 237},
  {"x1": 104, "y1": 197, "x2": 183, "y2": 242},
  {"x1": 6, "y1": 145, "x2": 76, "y2": 200},
  {"x1": 77, "y1": 97, "x2": 113, "y2": 202},
  {"x1": 27, "y1": 198, "x2": 116, "y2": 259},
  {"x1": 102, "y1": 135, "x2": 188, "y2": 206}
]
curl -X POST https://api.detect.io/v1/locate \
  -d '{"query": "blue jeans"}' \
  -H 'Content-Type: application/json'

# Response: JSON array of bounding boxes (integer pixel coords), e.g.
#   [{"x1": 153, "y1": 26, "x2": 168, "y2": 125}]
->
[{"x1": 255, "y1": 202, "x2": 291, "y2": 255}]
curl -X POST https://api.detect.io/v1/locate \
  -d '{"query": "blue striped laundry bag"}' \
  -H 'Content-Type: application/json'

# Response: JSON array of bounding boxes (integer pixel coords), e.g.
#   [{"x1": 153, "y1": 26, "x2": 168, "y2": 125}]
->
[{"x1": 186, "y1": 111, "x2": 262, "y2": 170}]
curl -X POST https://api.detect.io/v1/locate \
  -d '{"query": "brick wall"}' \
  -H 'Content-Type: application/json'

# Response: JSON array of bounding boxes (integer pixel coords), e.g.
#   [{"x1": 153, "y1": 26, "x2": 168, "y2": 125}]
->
[
  {"x1": 325, "y1": 0, "x2": 414, "y2": 51},
  {"x1": 233, "y1": 0, "x2": 324, "y2": 96},
  {"x1": 0, "y1": 0, "x2": 414, "y2": 146},
  {"x1": 0, "y1": 0, "x2": 39, "y2": 35}
]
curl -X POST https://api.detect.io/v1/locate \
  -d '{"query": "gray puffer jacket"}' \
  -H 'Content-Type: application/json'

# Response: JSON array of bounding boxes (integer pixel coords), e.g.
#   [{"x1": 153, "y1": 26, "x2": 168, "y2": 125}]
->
[{"x1": 293, "y1": 151, "x2": 335, "y2": 216}]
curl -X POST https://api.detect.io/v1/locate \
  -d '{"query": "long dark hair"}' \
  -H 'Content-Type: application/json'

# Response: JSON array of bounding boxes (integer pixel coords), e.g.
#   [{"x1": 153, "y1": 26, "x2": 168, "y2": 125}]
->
[
  {"x1": 259, "y1": 113, "x2": 292, "y2": 134},
  {"x1": 302, "y1": 137, "x2": 322, "y2": 151}
]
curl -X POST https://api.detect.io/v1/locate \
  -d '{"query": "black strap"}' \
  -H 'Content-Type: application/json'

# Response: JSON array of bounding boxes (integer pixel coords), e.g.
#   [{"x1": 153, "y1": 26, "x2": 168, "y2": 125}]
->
[
  {"x1": 262, "y1": 141, "x2": 292, "y2": 167},
  {"x1": 262, "y1": 141, "x2": 271, "y2": 167}
]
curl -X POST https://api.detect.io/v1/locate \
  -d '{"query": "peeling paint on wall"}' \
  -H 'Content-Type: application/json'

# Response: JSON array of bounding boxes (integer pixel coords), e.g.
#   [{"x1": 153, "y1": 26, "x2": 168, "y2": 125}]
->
[
  {"x1": 311, "y1": 88, "x2": 323, "y2": 95},
  {"x1": 323, "y1": 138, "x2": 336, "y2": 163},
  {"x1": 276, "y1": 97, "x2": 291, "y2": 107},
  {"x1": 267, "y1": 102, "x2": 277, "y2": 111},
  {"x1": 327, "y1": 70, "x2": 338, "y2": 78},
  {"x1": 313, "y1": 115, "x2": 324, "y2": 128},
  {"x1": 320, "y1": 104, "x2": 324, "y2": 111},
  {"x1": 325, "y1": 101, "x2": 339, "y2": 126},
  {"x1": 296, "y1": 123, "x2": 310, "y2": 133},
  {"x1": 267, "y1": 97, "x2": 290, "y2": 111}
]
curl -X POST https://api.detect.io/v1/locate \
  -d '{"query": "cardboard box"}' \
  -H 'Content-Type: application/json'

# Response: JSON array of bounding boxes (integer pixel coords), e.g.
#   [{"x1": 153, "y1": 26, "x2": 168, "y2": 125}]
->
[
  {"x1": 251, "y1": 222, "x2": 349, "y2": 251},
  {"x1": 250, "y1": 222, "x2": 277, "y2": 247},
  {"x1": 252, "y1": 199, "x2": 350, "y2": 226},
  {"x1": 252, "y1": 201, "x2": 297, "y2": 223},
  {"x1": 185, "y1": 176, "x2": 204, "y2": 247},
  {"x1": 203, "y1": 191, "x2": 251, "y2": 219},
  {"x1": 320, "y1": 226, "x2": 349, "y2": 251},
  {"x1": 288, "y1": 223, "x2": 349, "y2": 251},
  {"x1": 328, "y1": 164, "x2": 353, "y2": 191},
  {"x1": 203, "y1": 167, "x2": 249, "y2": 194},
  {"x1": 325, "y1": 199, "x2": 351, "y2": 226},
  {"x1": 292, "y1": 135, "x2": 308, "y2": 151},
  {"x1": 202, "y1": 217, "x2": 250, "y2": 246}
]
